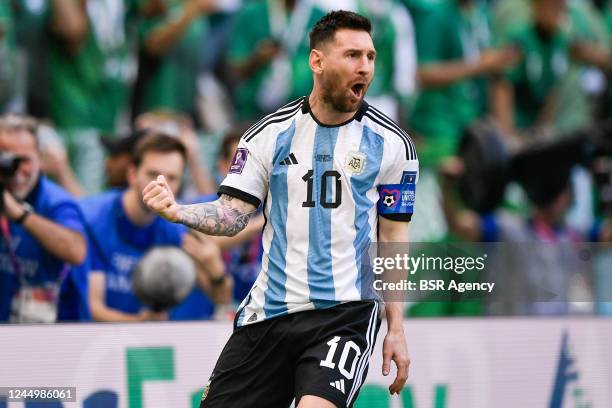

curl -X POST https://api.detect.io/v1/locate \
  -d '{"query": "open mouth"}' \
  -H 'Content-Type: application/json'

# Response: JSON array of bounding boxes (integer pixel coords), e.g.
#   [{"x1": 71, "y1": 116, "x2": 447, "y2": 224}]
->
[{"x1": 350, "y1": 83, "x2": 365, "y2": 99}]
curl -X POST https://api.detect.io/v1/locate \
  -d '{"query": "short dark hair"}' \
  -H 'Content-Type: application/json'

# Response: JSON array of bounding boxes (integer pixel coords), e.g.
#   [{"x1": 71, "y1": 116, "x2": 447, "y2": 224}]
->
[
  {"x1": 132, "y1": 132, "x2": 187, "y2": 167},
  {"x1": 309, "y1": 10, "x2": 372, "y2": 50}
]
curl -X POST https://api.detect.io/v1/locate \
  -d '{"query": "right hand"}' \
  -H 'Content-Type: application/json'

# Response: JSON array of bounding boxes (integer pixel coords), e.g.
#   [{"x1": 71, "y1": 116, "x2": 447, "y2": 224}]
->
[
  {"x1": 478, "y1": 46, "x2": 521, "y2": 74},
  {"x1": 142, "y1": 175, "x2": 181, "y2": 222}
]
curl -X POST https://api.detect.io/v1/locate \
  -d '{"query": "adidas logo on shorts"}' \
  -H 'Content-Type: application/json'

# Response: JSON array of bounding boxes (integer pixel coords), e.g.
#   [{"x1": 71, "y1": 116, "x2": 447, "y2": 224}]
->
[{"x1": 330, "y1": 379, "x2": 345, "y2": 394}]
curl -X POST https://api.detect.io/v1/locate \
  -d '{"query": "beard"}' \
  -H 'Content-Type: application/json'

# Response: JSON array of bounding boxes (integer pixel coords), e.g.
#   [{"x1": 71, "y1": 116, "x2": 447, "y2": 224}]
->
[{"x1": 320, "y1": 70, "x2": 367, "y2": 113}]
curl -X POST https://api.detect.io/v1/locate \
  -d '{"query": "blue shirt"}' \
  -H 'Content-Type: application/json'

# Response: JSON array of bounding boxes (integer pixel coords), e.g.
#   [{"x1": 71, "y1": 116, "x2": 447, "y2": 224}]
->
[
  {"x1": 0, "y1": 176, "x2": 86, "y2": 322},
  {"x1": 77, "y1": 189, "x2": 214, "y2": 319}
]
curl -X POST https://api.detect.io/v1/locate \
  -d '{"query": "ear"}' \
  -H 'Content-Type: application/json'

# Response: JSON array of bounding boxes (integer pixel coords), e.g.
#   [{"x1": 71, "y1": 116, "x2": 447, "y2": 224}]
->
[{"x1": 309, "y1": 49, "x2": 324, "y2": 75}]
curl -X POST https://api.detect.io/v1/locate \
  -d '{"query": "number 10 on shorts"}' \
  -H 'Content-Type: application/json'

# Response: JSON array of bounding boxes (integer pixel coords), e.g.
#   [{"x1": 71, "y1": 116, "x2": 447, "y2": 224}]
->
[{"x1": 320, "y1": 336, "x2": 362, "y2": 380}]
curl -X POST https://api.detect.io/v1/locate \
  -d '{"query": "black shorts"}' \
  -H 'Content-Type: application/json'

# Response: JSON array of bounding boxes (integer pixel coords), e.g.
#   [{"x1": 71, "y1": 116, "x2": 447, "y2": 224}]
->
[{"x1": 200, "y1": 301, "x2": 381, "y2": 408}]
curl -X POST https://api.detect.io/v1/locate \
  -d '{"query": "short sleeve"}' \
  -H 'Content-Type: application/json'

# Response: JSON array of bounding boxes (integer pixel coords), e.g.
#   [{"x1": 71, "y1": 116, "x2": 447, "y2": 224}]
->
[
  {"x1": 376, "y1": 149, "x2": 419, "y2": 222},
  {"x1": 218, "y1": 138, "x2": 269, "y2": 208},
  {"x1": 50, "y1": 202, "x2": 86, "y2": 238}
]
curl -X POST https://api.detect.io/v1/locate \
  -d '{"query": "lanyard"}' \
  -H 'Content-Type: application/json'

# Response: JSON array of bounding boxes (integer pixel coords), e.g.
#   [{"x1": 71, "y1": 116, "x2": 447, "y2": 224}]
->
[{"x1": 1, "y1": 215, "x2": 23, "y2": 280}]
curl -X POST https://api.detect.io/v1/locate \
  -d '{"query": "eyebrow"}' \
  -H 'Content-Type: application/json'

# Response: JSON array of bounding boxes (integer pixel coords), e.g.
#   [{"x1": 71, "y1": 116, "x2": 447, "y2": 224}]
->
[{"x1": 344, "y1": 48, "x2": 377, "y2": 56}]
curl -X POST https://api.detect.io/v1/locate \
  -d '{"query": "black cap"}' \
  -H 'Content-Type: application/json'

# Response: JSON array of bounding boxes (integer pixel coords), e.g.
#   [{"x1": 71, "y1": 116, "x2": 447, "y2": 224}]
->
[{"x1": 100, "y1": 129, "x2": 148, "y2": 156}]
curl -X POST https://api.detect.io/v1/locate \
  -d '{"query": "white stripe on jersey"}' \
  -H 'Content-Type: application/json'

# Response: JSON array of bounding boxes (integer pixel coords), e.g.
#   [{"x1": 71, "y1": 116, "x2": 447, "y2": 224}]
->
[
  {"x1": 331, "y1": 122, "x2": 363, "y2": 301},
  {"x1": 283, "y1": 116, "x2": 317, "y2": 308}
]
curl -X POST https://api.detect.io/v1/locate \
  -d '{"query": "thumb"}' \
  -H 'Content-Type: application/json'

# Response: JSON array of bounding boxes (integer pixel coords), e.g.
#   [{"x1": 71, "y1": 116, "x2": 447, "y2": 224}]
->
[
  {"x1": 382, "y1": 353, "x2": 391, "y2": 376},
  {"x1": 157, "y1": 175, "x2": 169, "y2": 188}
]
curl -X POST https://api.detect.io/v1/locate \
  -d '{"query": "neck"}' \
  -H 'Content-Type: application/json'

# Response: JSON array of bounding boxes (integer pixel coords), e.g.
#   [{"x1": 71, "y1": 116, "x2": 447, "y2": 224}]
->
[
  {"x1": 308, "y1": 91, "x2": 356, "y2": 126},
  {"x1": 122, "y1": 189, "x2": 155, "y2": 227}
]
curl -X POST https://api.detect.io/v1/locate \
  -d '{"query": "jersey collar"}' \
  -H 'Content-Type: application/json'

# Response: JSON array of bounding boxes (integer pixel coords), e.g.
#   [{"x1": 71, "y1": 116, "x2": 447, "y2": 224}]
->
[{"x1": 302, "y1": 96, "x2": 368, "y2": 128}]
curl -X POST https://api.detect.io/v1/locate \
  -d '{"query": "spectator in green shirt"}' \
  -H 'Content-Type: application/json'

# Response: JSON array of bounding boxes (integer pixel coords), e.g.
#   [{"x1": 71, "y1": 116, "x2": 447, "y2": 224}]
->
[
  {"x1": 12, "y1": 0, "x2": 51, "y2": 117},
  {"x1": 47, "y1": 0, "x2": 133, "y2": 133},
  {"x1": 132, "y1": 0, "x2": 218, "y2": 119},
  {"x1": 408, "y1": 0, "x2": 519, "y2": 166},
  {"x1": 227, "y1": 0, "x2": 325, "y2": 120},
  {"x1": 43, "y1": 0, "x2": 135, "y2": 193},
  {"x1": 355, "y1": 0, "x2": 417, "y2": 123},
  {"x1": 0, "y1": 1, "x2": 17, "y2": 112},
  {"x1": 492, "y1": 0, "x2": 611, "y2": 142}
]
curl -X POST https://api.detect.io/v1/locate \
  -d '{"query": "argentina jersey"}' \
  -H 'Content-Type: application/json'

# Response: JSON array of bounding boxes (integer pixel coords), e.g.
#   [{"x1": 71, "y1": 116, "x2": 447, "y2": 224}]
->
[{"x1": 219, "y1": 96, "x2": 419, "y2": 327}]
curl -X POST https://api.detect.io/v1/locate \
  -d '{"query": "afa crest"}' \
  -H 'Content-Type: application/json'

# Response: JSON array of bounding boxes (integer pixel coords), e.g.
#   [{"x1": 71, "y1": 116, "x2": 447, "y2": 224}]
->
[{"x1": 344, "y1": 151, "x2": 366, "y2": 175}]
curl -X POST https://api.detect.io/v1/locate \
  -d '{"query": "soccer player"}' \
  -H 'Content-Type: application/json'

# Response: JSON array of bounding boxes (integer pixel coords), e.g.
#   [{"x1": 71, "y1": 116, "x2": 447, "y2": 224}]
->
[{"x1": 143, "y1": 11, "x2": 418, "y2": 408}]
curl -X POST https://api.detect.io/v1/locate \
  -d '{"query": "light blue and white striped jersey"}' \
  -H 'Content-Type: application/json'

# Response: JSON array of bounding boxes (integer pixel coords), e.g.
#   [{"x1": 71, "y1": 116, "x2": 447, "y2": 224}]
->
[{"x1": 219, "y1": 96, "x2": 419, "y2": 327}]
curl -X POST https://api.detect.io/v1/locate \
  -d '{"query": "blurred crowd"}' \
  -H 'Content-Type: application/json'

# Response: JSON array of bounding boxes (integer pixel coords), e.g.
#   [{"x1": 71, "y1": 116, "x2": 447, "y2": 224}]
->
[{"x1": 0, "y1": 0, "x2": 611, "y2": 323}]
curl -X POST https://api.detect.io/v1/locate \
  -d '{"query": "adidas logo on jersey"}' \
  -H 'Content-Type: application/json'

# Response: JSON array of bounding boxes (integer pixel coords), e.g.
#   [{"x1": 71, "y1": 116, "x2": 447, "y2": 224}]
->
[
  {"x1": 279, "y1": 153, "x2": 298, "y2": 165},
  {"x1": 330, "y1": 379, "x2": 345, "y2": 394}
]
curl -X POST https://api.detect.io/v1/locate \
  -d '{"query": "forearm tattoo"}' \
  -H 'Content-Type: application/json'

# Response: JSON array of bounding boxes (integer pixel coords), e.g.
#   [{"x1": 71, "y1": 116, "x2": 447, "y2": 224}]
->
[{"x1": 177, "y1": 195, "x2": 255, "y2": 236}]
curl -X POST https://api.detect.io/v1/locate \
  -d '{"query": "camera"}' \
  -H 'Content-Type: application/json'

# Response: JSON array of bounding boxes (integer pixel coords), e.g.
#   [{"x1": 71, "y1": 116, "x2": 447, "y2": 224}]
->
[{"x1": 0, "y1": 152, "x2": 23, "y2": 178}]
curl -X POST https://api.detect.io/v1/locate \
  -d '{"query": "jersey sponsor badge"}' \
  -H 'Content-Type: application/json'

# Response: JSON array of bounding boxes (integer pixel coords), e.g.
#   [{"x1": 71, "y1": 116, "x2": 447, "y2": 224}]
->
[
  {"x1": 229, "y1": 148, "x2": 249, "y2": 174},
  {"x1": 344, "y1": 151, "x2": 366, "y2": 175}
]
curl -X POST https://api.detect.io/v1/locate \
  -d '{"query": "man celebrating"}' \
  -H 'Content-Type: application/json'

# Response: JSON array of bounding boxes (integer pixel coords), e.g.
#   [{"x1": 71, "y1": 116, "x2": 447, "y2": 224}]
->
[
  {"x1": 144, "y1": 11, "x2": 418, "y2": 408},
  {"x1": 0, "y1": 114, "x2": 86, "y2": 323},
  {"x1": 82, "y1": 132, "x2": 231, "y2": 322}
]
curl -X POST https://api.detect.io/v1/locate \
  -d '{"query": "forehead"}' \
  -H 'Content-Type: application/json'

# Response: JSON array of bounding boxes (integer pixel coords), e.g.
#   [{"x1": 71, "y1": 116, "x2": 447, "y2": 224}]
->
[
  {"x1": 328, "y1": 29, "x2": 375, "y2": 52},
  {"x1": 139, "y1": 150, "x2": 185, "y2": 171},
  {"x1": 0, "y1": 130, "x2": 37, "y2": 151}
]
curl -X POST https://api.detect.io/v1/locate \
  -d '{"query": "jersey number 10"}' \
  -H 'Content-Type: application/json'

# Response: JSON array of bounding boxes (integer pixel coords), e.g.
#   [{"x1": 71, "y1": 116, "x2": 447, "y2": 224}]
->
[{"x1": 302, "y1": 170, "x2": 342, "y2": 209}]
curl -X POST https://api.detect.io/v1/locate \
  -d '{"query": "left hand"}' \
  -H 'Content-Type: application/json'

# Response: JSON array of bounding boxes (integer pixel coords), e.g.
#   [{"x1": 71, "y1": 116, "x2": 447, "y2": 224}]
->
[
  {"x1": 382, "y1": 328, "x2": 410, "y2": 395},
  {"x1": 3, "y1": 191, "x2": 26, "y2": 220}
]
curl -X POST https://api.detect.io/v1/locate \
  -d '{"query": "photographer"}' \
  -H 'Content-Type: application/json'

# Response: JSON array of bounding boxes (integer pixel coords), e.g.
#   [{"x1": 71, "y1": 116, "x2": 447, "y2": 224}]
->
[{"x1": 0, "y1": 114, "x2": 86, "y2": 323}]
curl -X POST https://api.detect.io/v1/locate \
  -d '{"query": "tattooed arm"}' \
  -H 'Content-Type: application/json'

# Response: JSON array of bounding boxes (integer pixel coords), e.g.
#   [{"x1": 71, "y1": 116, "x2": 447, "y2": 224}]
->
[
  {"x1": 142, "y1": 175, "x2": 257, "y2": 236},
  {"x1": 178, "y1": 195, "x2": 256, "y2": 236}
]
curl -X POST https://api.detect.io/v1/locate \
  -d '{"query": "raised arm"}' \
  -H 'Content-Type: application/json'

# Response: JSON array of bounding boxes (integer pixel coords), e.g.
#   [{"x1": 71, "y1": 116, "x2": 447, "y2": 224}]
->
[{"x1": 143, "y1": 175, "x2": 257, "y2": 236}]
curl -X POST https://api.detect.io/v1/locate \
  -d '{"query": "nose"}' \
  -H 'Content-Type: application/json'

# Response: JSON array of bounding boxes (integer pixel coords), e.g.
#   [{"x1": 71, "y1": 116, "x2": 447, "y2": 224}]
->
[{"x1": 357, "y1": 55, "x2": 373, "y2": 77}]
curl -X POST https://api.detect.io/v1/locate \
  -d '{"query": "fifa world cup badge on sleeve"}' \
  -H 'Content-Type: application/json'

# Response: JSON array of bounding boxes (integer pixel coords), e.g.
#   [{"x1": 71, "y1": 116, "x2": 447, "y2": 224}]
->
[
  {"x1": 229, "y1": 148, "x2": 249, "y2": 174},
  {"x1": 401, "y1": 170, "x2": 417, "y2": 185}
]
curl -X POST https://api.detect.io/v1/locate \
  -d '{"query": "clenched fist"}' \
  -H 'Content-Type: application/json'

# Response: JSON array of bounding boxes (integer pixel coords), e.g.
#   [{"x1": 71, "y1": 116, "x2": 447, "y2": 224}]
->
[{"x1": 142, "y1": 175, "x2": 181, "y2": 222}]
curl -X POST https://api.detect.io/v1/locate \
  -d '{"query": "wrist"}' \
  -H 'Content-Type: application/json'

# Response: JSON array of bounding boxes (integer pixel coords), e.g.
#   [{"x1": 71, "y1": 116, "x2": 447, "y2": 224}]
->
[
  {"x1": 387, "y1": 321, "x2": 404, "y2": 334},
  {"x1": 14, "y1": 202, "x2": 34, "y2": 225},
  {"x1": 210, "y1": 274, "x2": 227, "y2": 286},
  {"x1": 173, "y1": 204, "x2": 184, "y2": 223}
]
